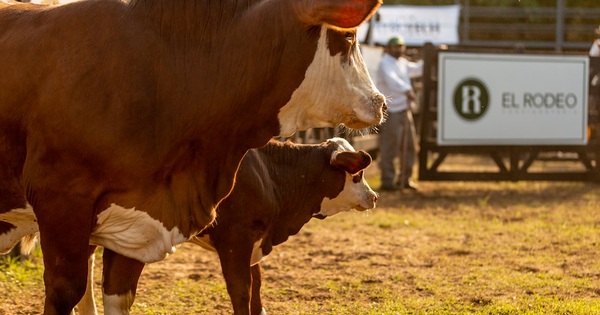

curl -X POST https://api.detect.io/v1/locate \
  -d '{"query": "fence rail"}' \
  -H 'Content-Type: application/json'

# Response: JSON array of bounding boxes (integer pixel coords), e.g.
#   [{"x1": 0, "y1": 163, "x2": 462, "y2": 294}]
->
[{"x1": 459, "y1": 2, "x2": 600, "y2": 52}]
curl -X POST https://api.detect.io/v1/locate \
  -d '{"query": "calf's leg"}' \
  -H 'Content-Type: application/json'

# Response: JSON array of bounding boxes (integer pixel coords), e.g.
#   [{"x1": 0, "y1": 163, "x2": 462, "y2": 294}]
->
[
  {"x1": 250, "y1": 264, "x2": 266, "y2": 315},
  {"x1": 215, "y1": 235, "x2": 255, "y2": 315}
]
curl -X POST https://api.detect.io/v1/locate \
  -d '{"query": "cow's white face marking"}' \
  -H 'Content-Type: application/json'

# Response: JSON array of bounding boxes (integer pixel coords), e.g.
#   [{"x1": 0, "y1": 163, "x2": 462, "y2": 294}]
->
[
  {"x1": 317, "y1": 138, "x2": 377, "y2": 217},
  {"x1": 90, "y1": 204, "x2": 187, "y2": 263},
  {"x1": 0, "y1": 204, "x2": 38, "y2": 253},
  {"x1": 318, "y1": 172, "x2": 376, "y2": 217},
  {"x1": 278, "y1": 26, "x2": 384, "y2": 136},
  {"x1": 0, "y1": 0, "x2": 18, "y2": 6}
]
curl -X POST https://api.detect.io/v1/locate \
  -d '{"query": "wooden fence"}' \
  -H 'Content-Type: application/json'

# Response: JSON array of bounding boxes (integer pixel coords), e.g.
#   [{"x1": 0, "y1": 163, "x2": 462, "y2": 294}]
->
[{"x1": 459, "y1": 0, "x2": 600, "y2": 52}]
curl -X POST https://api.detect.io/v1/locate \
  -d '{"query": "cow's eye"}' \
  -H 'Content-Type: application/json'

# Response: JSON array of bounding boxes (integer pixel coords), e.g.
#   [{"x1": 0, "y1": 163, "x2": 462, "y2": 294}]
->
[{"x1": 345, "y1": 32, "x2": 354, "y2": 42}]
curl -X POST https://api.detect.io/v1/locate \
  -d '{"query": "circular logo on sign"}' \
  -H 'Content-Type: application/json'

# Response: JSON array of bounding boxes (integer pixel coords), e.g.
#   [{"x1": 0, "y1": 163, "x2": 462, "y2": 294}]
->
[{"x1": 453, "y1": 78, "x2": 489, "y2": 120}]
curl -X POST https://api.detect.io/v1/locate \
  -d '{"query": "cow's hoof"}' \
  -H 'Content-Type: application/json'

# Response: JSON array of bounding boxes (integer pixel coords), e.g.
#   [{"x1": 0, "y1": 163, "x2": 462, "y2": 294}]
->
[{"x1": 260, "y1": 308, "x2": 267, "y2": 315}]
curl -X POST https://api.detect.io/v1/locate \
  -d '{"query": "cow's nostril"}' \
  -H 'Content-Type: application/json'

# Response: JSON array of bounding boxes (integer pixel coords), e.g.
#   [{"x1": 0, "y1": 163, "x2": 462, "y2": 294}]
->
[{"x1": 374, "y1": 94, "x2": 386, "y2": 107}]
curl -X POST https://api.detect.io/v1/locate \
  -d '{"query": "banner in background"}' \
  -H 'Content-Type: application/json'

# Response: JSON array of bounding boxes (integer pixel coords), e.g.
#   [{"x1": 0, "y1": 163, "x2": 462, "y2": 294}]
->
[{"x1": 358, "y1": 5, "x2": 460, "y2": 46}]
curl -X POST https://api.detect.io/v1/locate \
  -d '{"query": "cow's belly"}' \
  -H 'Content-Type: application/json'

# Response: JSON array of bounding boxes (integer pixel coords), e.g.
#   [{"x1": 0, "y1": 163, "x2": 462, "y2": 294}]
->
[
  {"x1": 0, "y1": 203, "x2": 187, "y2": 263},
  {"x1": 0, "y1": 205, "x2": 38, "y2": 253},
  {"x1": 190, "y1": 235, "x2": 264, "y2": 265},
  {"x1": 90, "y1": 203, "x2": 188, "y2": 263}
]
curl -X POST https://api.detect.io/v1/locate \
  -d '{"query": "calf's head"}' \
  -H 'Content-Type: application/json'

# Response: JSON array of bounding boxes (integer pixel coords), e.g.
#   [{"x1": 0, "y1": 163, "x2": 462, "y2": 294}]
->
[
  {"x1": 276, "y1": 0, "x2": 386, "y2": 136},
  {"x1": 315, "y1": 138, "x2": 378, "y2": 218}
]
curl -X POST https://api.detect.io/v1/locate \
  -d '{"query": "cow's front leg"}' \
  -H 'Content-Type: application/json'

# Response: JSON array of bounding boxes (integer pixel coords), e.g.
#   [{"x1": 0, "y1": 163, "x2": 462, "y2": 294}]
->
[
  {"x1": 250, "y1": 264, "x2": 267, "y2": 315},
  {"x1": 101, "y1": 248, "x2": 145, "y2": 315},
  {"x1": 34, "y1": 200, "x2": 94, "y2": 315}
]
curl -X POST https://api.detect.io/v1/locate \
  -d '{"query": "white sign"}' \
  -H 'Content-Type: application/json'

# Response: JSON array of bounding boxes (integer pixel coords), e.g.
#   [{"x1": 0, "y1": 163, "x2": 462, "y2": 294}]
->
[
  {"x1": 438, "y1": 53, "x2": 589, "y2": 145},
  {"x1": 358, "y1": 5, "x2": 460, "y2": 46}
]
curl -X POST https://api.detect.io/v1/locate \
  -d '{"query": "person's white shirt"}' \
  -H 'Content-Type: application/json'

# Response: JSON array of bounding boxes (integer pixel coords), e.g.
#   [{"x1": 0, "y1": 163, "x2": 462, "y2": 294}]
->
[
  {"x1": 590, "y1": 39, "x2": 600, "y2": 57},
  {"x1": 376, "y1": 53, "x2": 423, "y2": 113}
]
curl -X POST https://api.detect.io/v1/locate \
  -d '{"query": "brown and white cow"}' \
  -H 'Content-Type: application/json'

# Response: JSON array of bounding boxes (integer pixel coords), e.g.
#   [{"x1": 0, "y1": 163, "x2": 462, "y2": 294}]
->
[
  {"x1": 75, "y1": 137, "x2": 376, "y2": 315},
  {"x1": 0, "y1": 0, "x2": 384, "y2": 314},
  {"x1": 190, "y1": 137, "x2": 377, "y2": 315}
]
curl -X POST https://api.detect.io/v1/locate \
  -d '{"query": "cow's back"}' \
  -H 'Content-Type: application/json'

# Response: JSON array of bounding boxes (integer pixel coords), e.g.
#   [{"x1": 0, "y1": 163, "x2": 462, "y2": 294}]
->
[{"x1": 0, "y1": 1, "x2": 153, "y2": 149}]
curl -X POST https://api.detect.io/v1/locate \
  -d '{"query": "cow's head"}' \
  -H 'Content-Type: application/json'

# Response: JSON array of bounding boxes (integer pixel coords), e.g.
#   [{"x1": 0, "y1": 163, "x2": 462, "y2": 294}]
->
[
  {"x1": 277, "y1": 0, "x2": 385, "y2": 136},
  {"x1": 315, "y1": 138, "x2": 377, "y2": 218}
]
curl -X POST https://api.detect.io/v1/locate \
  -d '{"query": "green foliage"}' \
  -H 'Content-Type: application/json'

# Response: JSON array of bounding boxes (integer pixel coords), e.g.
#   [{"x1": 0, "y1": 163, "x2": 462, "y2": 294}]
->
[
  {"x1": 0, "y1": 249, "x2": 45, "y2": 314},
  {"x1": 0, "y1": 255, "x2": 44, "y2": 288}
]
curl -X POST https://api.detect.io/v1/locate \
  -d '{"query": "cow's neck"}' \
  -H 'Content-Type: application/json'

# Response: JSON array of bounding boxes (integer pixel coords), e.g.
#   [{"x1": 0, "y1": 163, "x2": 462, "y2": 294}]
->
[
  {"x1": 274, "y1": 144, "x2": 343, "y2": 220},
  {"x1": 125, "y1": 0, "x2": 315, "y2": 143},
  {"x1": 114, "y1": 0, "x2": 317, "y2": 234},
  {"x1": 258, "y1": 143, "x2": 346, "y2": 253}
]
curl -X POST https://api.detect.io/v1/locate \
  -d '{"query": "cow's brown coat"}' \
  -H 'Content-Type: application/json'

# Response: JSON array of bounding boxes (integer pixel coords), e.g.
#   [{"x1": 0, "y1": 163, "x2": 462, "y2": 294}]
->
[{"x1": 0, "y1": 0, "x2": 383, "y2": 313}]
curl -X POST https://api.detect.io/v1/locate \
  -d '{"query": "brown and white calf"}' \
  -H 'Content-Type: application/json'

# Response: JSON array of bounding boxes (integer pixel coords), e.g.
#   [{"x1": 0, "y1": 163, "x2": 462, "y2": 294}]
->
[
  {"x1": 0, "y1": 0, "x2": 385, "y2": 314},
  {"x1": 190, "y1": 138, "x2": 377, "y2": 315}
]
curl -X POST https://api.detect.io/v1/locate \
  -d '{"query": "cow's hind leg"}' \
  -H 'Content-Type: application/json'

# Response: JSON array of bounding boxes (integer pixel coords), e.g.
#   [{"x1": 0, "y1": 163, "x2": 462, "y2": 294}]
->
[
  {"x1": 75, "y1": 245, "x2": 99, "y2": 315},
  {"x1": 102, "y1": 248, "x2": 146, "y2": 314}
]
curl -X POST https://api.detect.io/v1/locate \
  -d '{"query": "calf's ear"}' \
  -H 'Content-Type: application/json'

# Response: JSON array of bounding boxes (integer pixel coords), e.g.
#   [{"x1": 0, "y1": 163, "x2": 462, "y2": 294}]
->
[
  {"x1": 296, "y1": 0, "x2": 382, "y2": 29},
  {"x1": 330, "y1": 150, "x2": 372, "y2": 175}
]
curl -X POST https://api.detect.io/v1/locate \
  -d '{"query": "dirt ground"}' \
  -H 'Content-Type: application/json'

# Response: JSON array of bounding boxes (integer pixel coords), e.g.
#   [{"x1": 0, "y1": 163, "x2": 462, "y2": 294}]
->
[
  {"x1": 104, "y1": 179, "x2": 600, "y2": 314},
  {"x1": 3, "y1": 176, "x2": 600, "y2": 314}
]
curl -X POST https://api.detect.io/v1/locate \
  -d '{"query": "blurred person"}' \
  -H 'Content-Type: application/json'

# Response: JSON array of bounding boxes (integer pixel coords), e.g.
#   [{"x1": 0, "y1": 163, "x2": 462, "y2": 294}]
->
[
  {"x1": 590, "y1": 25, "x2": 600, "y2": 57},
  {"x1": 590, "y1": 26, "x2": 600, "y2": 127},
  {"x1": 376, "y1": 35, "x2": 423, "y2": 192}
]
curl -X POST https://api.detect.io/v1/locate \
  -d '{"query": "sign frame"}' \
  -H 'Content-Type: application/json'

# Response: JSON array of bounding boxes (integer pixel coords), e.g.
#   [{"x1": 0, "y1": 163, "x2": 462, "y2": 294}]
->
[{"x1": 437, "y1": 52, "x2": 589, "y2": 146}]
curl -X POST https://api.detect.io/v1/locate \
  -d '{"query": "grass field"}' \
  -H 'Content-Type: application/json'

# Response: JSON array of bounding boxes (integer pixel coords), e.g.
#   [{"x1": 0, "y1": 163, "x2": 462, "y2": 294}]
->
[{"x1": 2, "y1": 171, "x2": 600, "y2": 314}]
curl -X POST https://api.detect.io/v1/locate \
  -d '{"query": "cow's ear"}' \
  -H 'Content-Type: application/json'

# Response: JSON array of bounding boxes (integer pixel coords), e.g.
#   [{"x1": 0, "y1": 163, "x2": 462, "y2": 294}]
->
[
  {"x1": 298, "y1": 0, "x2": 381, "y2": 29},
  {"x1": 330, "y1": 150, "x2": 372, "y2": 175}
]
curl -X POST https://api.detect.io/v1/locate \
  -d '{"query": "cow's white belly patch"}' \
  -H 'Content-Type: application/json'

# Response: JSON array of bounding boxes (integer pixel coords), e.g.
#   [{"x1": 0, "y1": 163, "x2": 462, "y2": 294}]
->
[
  {"x1": 90, "y1": 203, "x2": 187, "y2": 264},
  {"x1": 0, "y1": 205, "x2": 38, "y2": 253}
]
